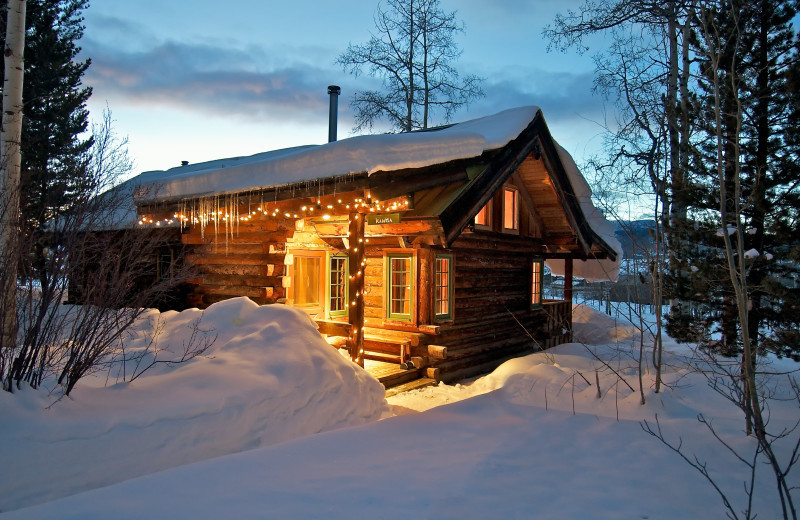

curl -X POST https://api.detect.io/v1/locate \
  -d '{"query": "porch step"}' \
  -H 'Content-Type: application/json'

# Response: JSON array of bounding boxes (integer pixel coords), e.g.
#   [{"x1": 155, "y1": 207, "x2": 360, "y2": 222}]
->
[
  {"x1": 373, "y1": 364, "x2": 422, "y2": 389},
  {"x1": 385, "y1": 377, "x2": 437, "y2": 397},
  {"x1": 364, "y1": 334, "x2": 412, "y2": 349}
]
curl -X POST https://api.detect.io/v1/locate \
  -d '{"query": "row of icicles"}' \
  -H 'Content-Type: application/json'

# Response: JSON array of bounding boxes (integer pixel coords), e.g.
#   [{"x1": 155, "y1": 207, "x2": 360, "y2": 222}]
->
[{"x1": 137, "y1": 193, "x2": 411, "y2": 240}]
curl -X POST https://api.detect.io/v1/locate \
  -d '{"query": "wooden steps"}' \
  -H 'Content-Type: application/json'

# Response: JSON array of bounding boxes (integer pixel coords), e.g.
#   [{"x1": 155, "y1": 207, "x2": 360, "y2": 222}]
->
[
  {"x1": 385, "y1": 377, "x2": 437, "y2": 397},
  {"x1": 368, "y1": 361, "x2": 421, "y2": 389},
  {"x1": 317, "y1": 319, "x2": 441, "y2": 392},
  {"x1": 363, "y1": 351, "x2": 404, "y2": 364},
  {"x1": 365, "y1": 359, "x2": 439, "y2": 393}
]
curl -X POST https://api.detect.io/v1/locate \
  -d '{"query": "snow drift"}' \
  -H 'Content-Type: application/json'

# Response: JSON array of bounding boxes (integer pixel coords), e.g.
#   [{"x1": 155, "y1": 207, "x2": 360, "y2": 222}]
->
[
  {"x1": 0, "y1": 297, "x2": 388, "y2": 512},
  {"x1": 4, "y1": 305, "x2": 798, "y2": 519}
]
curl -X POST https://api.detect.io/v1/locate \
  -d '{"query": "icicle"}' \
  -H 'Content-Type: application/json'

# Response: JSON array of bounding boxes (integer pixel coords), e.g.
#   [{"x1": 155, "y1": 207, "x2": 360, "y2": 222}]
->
[
  {"x1": 229, "y1": 194, "x2": 234, "y2": 254},
  {"x1": 214, "y1": 196, "x2": 219, "y2": 239}
]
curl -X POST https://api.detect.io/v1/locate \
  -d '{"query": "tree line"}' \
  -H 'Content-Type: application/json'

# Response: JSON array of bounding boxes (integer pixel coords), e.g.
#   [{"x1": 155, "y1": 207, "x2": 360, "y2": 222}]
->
[{"x1": 546, "y1": 1, "x2": 800, "y2": 517}]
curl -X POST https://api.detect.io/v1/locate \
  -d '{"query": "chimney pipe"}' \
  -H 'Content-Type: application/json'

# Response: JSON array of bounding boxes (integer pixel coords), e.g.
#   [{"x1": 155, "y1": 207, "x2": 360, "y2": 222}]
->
[{"x1": 327, "y1": 85, "x2": 341, "y2": 142}]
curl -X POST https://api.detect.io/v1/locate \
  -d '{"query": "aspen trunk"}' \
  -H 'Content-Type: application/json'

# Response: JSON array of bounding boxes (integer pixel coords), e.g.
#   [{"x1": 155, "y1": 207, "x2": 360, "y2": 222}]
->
[{"x1": 1, "y1": 0, "x2": 26, "y2": 355}]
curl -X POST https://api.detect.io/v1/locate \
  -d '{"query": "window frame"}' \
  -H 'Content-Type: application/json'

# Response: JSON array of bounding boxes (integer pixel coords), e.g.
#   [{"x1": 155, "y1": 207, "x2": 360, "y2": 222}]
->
[
  {"x1": 474, "y1": 199, "x2": 493, "y2": 230},
  {"x1": 503, "y1": 186, "x2": 520, "y2": 234},
  {"x1": 288, "y1": 249, "x2": 326, "y2": 315},
  {"x1": 434, "y1": 253, "x2": 454, "y2": 322},
  {"x1": 531, "y1": 258, "x2": 544, "y2": 310},
  {"x1": 385, "y1": 251, "x2": 414, "y2": 322},
  {"x1": 157, "y1": 248, "x2": 174, "y2": 282},
  {"x1": 328, "y1": 253, "x2": 349, "y2": 318}
]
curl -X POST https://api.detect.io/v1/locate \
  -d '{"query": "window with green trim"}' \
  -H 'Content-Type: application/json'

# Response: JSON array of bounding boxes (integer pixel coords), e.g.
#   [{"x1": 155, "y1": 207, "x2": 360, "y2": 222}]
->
[
  {"x1": 531, "y1": 259, "x2": 543, "y2": 309},
  {"x1": 386, "y1": 253, "x2": 413, "y2": 320},
  {"x1": 328, "y1": 255, "x2": 348, "y2": 317},
  {"x1": 434, "y1": 254, "x2": 454, "y2": 321}
]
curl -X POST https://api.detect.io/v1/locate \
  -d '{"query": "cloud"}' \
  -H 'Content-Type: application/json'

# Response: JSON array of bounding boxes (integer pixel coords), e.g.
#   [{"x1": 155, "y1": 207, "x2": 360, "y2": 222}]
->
[
  {"x1": 460, "y1": 68, "x2": 609, "y2": 128},
  {"x1": 81, "y1": 36, "x2": 359, "y2": 124},
  {"x1": 79, "y1": 20, "x2": 611, "y2": 141}
]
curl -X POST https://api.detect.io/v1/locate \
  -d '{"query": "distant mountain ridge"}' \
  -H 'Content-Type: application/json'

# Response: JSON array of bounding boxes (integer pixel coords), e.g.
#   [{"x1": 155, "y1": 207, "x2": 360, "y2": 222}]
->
[{"x1": 614, "y1": 220, "x2": 656, "y2": 257}]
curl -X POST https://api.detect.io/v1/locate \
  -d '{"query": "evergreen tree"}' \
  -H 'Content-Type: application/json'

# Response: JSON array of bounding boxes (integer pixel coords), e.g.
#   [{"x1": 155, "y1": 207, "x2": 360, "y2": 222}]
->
[
  {"x1": 739, "y1": 0, "x2": 800, "y2": 356},
  {"x1": 0, "y1": 0, "x2": 92, "y2": 282},
  {"x1": 667, "y1": 0, "x2": 800, "y2": 357}
]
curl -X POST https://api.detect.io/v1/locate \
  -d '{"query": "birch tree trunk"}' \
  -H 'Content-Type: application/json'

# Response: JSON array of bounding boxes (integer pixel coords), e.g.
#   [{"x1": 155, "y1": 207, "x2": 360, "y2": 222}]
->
[{"x1": 1, "y1": 0, "x2": 26, "y2": 353}]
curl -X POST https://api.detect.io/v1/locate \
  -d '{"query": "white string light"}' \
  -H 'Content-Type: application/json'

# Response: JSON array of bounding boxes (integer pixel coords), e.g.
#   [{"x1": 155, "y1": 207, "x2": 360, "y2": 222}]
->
[{"x1": 138, "y1": 193, "x2": 410, "y2": 230}]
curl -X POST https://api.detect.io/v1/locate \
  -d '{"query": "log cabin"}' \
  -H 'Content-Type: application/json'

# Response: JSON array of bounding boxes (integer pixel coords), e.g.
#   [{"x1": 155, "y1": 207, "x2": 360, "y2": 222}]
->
[{"x1": 111, "y1": 106, "x2": 621, "y2": 387}]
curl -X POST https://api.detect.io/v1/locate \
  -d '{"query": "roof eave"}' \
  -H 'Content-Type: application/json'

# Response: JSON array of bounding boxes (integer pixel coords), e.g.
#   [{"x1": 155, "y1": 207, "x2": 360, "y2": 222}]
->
[{"x1": 439, "y1": 112, "x2": 545, "y2": 247}]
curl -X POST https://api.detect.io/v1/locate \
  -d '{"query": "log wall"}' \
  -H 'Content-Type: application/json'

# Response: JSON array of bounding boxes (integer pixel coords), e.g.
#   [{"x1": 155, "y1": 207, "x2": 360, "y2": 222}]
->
[
  {"x1": 181, "y1": 216, "x2": 295, "y2": 306},
  {"x1": 426, "y1": 239, "x2": 572, "y2": 383},
  {"x1": 177, "y1": 214, "x2": 572, "y2": 383}
]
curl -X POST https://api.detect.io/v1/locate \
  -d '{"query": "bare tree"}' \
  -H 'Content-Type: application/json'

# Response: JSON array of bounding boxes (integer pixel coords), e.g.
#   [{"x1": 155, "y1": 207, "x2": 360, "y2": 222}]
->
[
  {"x1": 1, "y1": 109, "x2": 203, "y2": 396},
  {"x1": 337, "y1": 0, "x2": 483, "y2": 132},
  {"x1": 545, "y1": 0, "x2": 701, "y2": 393},
  {"x1": 700, "y1": 4, "x2": 795, "y2": 514}
]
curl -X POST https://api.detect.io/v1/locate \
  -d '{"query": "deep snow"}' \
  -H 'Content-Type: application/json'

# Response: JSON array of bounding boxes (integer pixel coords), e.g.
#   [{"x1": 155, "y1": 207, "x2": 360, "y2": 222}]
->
[
  {"x1": 1, "y1": 300, "x2": 797, "y2": 519},
  {"x1": 0, "y1": 298, "x2": 388, "y2": 511}
]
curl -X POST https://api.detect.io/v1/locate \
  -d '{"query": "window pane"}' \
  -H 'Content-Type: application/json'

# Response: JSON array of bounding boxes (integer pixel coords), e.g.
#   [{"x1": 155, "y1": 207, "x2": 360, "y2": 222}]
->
[
  {"x1": 434, "y1": 256, "x2": 452, "y2": 319},
  {"x1": 531, "y1": 260, "x2": 542, "y2": 307},
  {"x1": 294, "y1": 257, "x2": 320, "y2": 306},
  {"x1": 504, "y1": 188, "x2": 518, "y2": 230},
  {"x1": 475, "y1": 201, "x2": 491, "y2": 226},
  {"x1": 389, "y1": 256, "x2": 412, "y2": 318},
  {"x1": 329, "y1": 257, "x2": 347, "y2": 313},
  {"x1": 158, "y1": 252, "x2": 172, "y2": 281}
]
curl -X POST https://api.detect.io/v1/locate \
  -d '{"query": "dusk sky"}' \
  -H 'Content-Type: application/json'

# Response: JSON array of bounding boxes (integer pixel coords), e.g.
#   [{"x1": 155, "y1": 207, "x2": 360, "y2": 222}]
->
[{"x1": 80, "y1": 0, "x2": 611, "y2": 175}]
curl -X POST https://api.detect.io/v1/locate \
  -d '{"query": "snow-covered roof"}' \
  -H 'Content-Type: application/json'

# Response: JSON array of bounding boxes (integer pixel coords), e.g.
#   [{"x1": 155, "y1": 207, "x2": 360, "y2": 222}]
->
[
  {"x1": 547, "y1": 144, "x2": 622, "y2": 283},
  {"x1": 120, "y1": 105, "x2": 621, "y2": 281},
  {"x1": 133, "y1": 106, "x2": 540, "y2": 203}
]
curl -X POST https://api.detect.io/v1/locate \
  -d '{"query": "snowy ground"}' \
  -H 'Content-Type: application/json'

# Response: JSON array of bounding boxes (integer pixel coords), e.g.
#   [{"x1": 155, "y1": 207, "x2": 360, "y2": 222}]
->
[{"x1": 1, "y1": 299, "x2": 797, "y2": 519}]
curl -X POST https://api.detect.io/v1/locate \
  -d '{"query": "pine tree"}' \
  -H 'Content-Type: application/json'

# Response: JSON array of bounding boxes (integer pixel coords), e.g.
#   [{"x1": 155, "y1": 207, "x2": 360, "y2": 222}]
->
[
  {"x1": 0, "y1": 0, "x2": 93, "y2": 283},
  {"x1": 738, "y1": 0, "x2": 800, "y2": 356},
  {"x1": 668, "y1": 0, "x2": 800, "y2": 357}
]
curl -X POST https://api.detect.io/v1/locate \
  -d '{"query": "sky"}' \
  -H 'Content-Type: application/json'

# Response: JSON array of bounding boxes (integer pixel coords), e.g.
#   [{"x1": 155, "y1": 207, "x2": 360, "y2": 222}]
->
[{"x1": 79, "y1": 0, "x2": 612, "y2": 176}]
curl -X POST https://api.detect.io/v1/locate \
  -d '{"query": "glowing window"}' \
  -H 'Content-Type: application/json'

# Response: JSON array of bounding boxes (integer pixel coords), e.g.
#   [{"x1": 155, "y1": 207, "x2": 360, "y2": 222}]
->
[
  {"x1": 503, "y1": 187, "x2": 519, "y2": 232},
  {"x1": 386, "y1": 253, "x2": 413, "y2": 320},
  {"x1": 329, "y1": 255, "x2": 348, "y2": 317},
  {"x1": 434, "y1": 254, "x2": 454, "y2": 321},
  {"x1": 531, "y1": 259, "x2": 543, "y2": 308},
  {"x1": 475, "y1": 200, "x2": 492, "y2": 228},
  {"x1": 291, "y1": 251, "x2": 326, "y2": 314}
]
